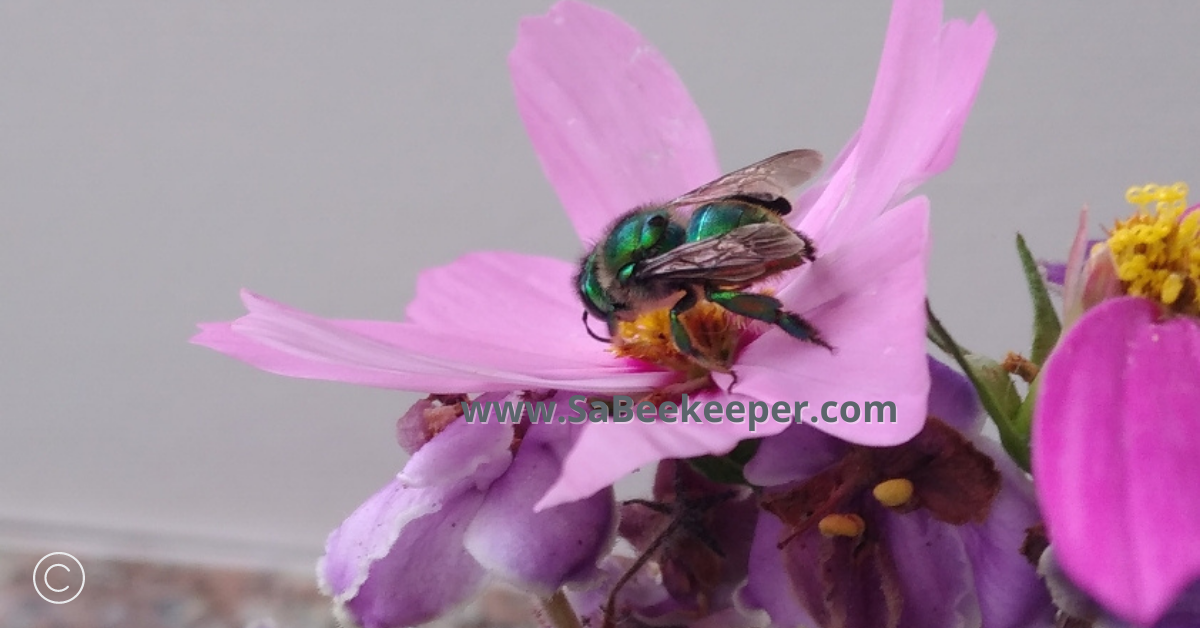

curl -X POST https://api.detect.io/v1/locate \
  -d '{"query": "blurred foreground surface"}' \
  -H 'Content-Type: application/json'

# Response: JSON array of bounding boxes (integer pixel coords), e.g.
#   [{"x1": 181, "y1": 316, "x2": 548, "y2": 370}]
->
[{"x1": 0, "y1": 549, "x2": 538, "y2": 628}]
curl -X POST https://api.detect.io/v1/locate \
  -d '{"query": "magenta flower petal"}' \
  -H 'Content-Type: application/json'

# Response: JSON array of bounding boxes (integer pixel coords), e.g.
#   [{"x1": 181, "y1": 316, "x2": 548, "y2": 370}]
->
[
  {"x1": 795, "y1": 0, "x2": 995, "y2": 251},
  {"x1": 535, "y1": 394, "x2": 757, "y2": 509},
  {"x1": 463, "y1": 425, "x2": 616, "y2": 595},
  {"x1": 1034, "y1": 296, "x2": 1200, "y2": 626},
  {"x1": 736, "y1": 196, "x2": 932, "y2": 446},
  {"x1": 404, "y1": 252, "x2": 586, "y2": 343},
  {"x1": 319, "y1": 477, "x2": 489, "y2": 628},
  {"x1": 194, "y1": 276, "x2": 674, "y2": 393},
  {"x1": 509, "y1": 0, "x2": 721, "y2": 244}
]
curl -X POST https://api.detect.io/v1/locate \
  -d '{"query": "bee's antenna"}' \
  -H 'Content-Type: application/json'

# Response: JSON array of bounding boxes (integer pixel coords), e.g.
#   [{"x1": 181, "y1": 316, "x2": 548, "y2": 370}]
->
[{"x1": 582, "y1": 311, "x2": 612, "y2": 343}]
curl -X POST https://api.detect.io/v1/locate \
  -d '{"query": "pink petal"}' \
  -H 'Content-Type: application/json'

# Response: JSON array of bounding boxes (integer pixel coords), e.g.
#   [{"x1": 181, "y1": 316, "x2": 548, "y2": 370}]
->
[
  {"x1": 510, "y1": 0, "x2": 721, "y2": 244},
  {"x1": 1061, "y1": 206, "x2": 1091, "y2": 327},
  {"x1": 403, "y1": 252, "x2": 609, "y2": 364},
  {"x1": 192, "y1": 252, "x2": 675, "y2": 393},
  {"x1": 534, "y1": 391, "x2": 759, "y2": 510},
  {"x1": 796, "y1": 0, "x2": 995, "y2": 251},
  {"x1": 735, "y1": 196, "x2": 932, "y2": 446},
  {"x1": 1033, "y1": 296, "x2": 1200, "y2": 626}
]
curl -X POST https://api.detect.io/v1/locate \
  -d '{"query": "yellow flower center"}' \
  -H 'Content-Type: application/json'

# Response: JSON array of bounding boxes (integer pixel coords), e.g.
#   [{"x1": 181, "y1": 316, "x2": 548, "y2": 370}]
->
[
  {"x1": 1107, "y1": 182, "x2": 1200, "y2": 314},
  {"x1": 610, "y1": 298, "x2": 749, "y2": 373}
]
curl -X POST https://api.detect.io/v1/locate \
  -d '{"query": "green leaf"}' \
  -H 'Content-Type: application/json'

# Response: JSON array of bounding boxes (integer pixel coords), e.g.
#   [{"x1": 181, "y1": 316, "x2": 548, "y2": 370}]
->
[
  {"x1": 687, "y1": 439, "x2": 762, "y2": 486},
  {"x1": 1016, "y1": 233, "x2": 1063, "y2": 364},
  {"x1": 926, "y1": 301, "x2": 1031, "y2": 471},
  {"x1": 962, "y1": 352, "x2": 1022, "y2": 419},
  {"x1": 1013, "y1": 373, "x2": 1040, "y2": 450},
  {"x1": 687, "y1": 455, "x2": 749, "y2": 485},
  {"x1": 724, "y1": 438, "x2": 760, "y2": 466}
]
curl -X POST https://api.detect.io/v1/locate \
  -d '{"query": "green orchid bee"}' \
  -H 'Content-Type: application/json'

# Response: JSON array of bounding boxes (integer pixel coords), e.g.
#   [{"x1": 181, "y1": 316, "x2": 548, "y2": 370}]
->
[{"x1": 576, "y1": 149, "x2": 834, "y2": 369}]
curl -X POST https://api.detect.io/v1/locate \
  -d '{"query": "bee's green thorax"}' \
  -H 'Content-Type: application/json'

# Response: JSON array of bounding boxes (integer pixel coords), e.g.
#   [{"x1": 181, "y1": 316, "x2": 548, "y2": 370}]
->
[
  {"x1": 602, "y1": 209, "x2": 686, "y2": 282},
  {"x1": 686, "y1": 200, "x2": 775, "y2": 241}
]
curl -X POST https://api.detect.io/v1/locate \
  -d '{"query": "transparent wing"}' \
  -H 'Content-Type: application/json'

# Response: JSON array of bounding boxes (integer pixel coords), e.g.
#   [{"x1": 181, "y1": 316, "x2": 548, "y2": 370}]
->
[
  {"x1": 634, "y1": 222, "x2": 814, "y2": 284},
  {"x1": 664, "y1": 149, "x2": 824, "y2": 210}
]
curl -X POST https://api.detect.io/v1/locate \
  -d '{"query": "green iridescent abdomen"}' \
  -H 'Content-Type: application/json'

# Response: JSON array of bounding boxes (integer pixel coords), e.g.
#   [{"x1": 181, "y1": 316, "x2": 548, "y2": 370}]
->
[{"x1": 685, "y1": 201, "x2": 775, "y2": 242}]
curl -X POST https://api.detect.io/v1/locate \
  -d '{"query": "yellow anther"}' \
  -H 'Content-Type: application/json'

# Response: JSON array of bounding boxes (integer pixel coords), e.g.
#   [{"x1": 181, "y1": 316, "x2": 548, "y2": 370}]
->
[
  {"x1": 1126, "y1": 182, "x2": 1188, "y2": 210},
  {"x1": 1163, "y1": 274, "x2": 1185, "y2": 305},
  {"x1": 872, "y1": 478, "x2": 915, "y2": 508},
  {"x1": 1107, "y1": 182, "x2": 1200, "y2": 315},
  {"x1": 817, "y1": 513, "x2": 866, "y2": 538}
]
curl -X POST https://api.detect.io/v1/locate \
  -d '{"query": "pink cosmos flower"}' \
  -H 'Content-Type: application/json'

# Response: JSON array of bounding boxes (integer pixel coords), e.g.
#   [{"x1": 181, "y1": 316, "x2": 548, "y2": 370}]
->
[
  {"x1": 1034, "y1": 185, "x2": 1200, "y2": 627},
  {"x1": 193, "y1": 0, "x2": 994, "y2": 508}
]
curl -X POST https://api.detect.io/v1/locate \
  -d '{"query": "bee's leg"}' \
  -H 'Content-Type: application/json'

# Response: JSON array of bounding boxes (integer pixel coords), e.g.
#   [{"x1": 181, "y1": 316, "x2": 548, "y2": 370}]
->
[
  {"x1": 668, "y1": 287, "x2": 701, "y2": 359},
  {"x1": 705, "y1": 289, "x2": 834, "y2": 351},
  {"x1": 669, "y1": 287, "x2": 734, "y2": 374}
]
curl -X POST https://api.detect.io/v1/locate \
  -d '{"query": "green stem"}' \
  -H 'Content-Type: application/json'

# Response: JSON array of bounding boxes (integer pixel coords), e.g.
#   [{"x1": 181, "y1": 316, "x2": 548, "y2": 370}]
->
[
  {"x1": 926, "y1": 301, "x2": 1031, "y2": 471},
  {"x1": 540, "y1": 589, "x2": 583, "y2": 628}
]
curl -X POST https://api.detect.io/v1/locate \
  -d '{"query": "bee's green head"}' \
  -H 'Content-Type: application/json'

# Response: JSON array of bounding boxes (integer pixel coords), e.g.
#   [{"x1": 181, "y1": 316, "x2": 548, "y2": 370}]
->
[
  {"x1": 577, "y1": 252, "x2": 619, "y2": 340},
  {"x1": 601, "y1": 208, "x2": 686, "y2": 282}
]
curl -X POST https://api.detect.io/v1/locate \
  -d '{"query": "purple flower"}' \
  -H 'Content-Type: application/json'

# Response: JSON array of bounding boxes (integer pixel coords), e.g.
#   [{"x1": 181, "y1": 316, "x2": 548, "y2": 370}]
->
[
  {"x1": 319, "y1": 391, "x2": 615, "y2": 628},
  {"x1": 192, "y1": 0, "x2": 995, "y2": 511},
  {"x1": 737, "y1": 358, "x2": 1053, "y2": 628},
  {"x1": 1034, "y1": 183, "x2": 1200, "y2": 627}
]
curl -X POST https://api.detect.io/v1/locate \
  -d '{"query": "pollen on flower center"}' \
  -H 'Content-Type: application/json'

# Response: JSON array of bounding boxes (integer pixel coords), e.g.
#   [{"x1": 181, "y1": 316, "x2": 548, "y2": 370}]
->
[
  {"x1": 1106, "y1": 182, "x2": 1200, "y2": 314},
  {"x1": 817, "y1": 513, "x2": 866, "y2": 538},
  {"x1": 610, "y1": 298, "x2": 749, "y2": 373},
  {"x1": 872, "y1": 478, "x2": 915, "y2": 508}
]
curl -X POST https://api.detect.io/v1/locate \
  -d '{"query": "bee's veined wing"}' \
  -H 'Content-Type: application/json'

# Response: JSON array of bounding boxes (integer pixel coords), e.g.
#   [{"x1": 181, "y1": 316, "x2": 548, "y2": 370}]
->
[
  {"x1": 664, "y1": 149, "x2": 824, "y2": 209},
  {"x1": 633, "y1": 223, "x2": 814, "y2": 284}
]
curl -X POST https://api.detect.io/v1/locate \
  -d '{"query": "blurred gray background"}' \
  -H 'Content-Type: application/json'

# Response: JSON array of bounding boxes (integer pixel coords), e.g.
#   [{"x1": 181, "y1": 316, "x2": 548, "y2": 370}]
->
[{"x1": 1, "y1": 1, "x2": 1195, "y2": 574}]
